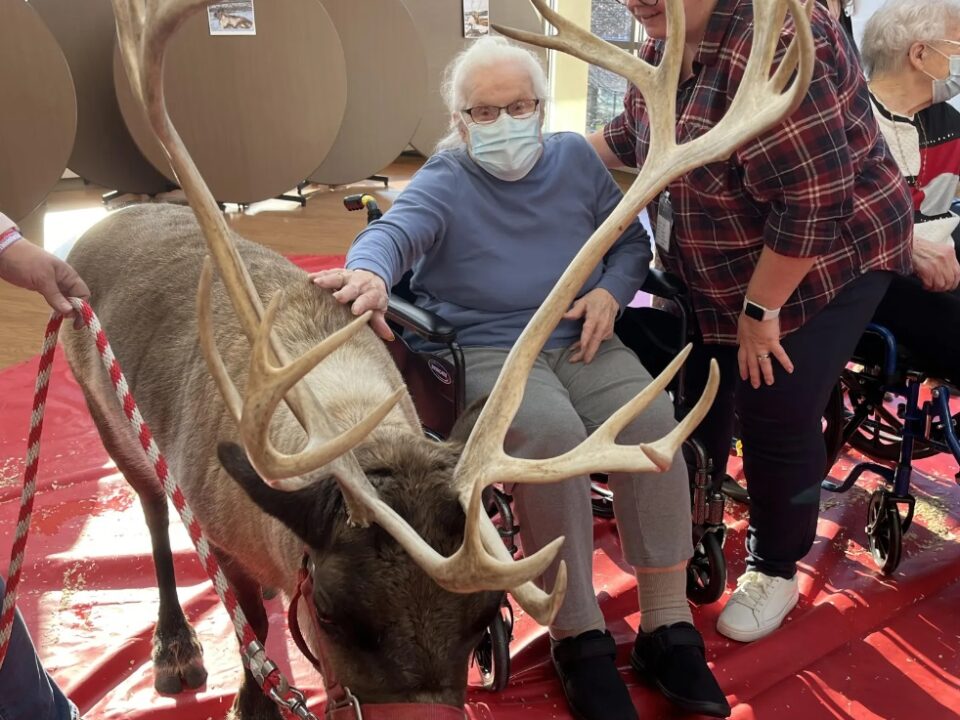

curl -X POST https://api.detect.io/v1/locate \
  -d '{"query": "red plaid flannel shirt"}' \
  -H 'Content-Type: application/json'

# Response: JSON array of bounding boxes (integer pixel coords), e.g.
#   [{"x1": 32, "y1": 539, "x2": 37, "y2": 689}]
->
[{"x1": 604, "y1": 0, "x2": 912, "y2": 344}]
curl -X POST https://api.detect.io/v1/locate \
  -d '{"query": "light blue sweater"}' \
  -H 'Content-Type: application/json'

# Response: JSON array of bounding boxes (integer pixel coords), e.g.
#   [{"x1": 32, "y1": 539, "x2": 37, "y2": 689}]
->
[{"x1": 347, "y1": 132, "x2": 652, "y2": 350}]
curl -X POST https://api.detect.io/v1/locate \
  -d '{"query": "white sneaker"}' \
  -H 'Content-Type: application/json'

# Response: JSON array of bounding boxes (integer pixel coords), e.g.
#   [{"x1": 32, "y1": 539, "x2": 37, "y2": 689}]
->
[{"x1": 716, "y1": 571, "x2": 799, "y2": 642}]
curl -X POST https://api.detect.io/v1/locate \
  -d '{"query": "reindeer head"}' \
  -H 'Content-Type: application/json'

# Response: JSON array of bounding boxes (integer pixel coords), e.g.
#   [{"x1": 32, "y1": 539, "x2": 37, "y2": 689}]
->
[
  {"x1": 111, "y1": 0, "x2": 813, "y2": 712},
  {"x1": 216, "y1": 418, "x2": 503, "y2": 706}
]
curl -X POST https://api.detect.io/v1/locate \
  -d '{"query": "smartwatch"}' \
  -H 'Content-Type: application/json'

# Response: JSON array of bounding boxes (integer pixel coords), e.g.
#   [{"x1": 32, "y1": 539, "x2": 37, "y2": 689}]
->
[{"x1": 742, "y1": 298, "x2": 781, "y2": 322}]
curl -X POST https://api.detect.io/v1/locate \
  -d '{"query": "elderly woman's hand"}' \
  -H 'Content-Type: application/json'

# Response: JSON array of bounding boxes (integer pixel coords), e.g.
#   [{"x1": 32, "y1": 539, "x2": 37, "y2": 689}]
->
[
  {"x1": 310, "y1": 268, "x2": 394, "y2": 341},
  {"x1": 564, "y1": 287, "x2": 619, "y2": 364},
  {"x1": 0, "y1": 238, "x2": 90, "y2": 327},
  {"x1": 737, "y1": 314, "x2": 794, "y2": 388},
  {"x1": 912, "y1": 237, "x2": 960, "y2": 292}
]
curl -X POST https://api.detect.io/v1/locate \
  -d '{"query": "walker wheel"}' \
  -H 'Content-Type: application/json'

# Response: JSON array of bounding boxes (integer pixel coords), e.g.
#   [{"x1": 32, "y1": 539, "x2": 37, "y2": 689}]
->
[
  {"x1": 866, "y1": 490, "x2": 903, "y2": 574},
  {"x1": 686, "y1": 530, "x2": 726, "y2": 604}
]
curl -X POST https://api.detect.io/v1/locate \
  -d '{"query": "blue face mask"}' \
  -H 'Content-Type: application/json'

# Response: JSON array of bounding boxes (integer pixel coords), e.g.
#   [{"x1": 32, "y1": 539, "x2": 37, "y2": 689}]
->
[
  {"x1": 925, "y1": 45, "x2": 960, "y2": 104},
  {"x1": 467, "y1": 112, "x2": 543, "y2": 181}
]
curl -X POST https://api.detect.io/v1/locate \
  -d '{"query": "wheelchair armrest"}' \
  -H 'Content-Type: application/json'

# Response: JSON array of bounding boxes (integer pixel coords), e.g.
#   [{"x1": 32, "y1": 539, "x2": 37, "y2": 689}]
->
[
  {"x1": 861, "y1": 323, "x2": 899, "y2": 382},
  {"x1": 386, "y1": 294, "x2": 458, "y2": 345},
  {"x1": 640, "y1": 268, "x2": 685, "y2": 300}
]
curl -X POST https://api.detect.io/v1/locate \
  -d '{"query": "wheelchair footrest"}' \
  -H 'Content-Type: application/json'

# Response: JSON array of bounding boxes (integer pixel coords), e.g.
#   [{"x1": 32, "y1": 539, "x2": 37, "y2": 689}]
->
[{"x1": 823, "y1": 461, "x2": 894, "y2": 494}]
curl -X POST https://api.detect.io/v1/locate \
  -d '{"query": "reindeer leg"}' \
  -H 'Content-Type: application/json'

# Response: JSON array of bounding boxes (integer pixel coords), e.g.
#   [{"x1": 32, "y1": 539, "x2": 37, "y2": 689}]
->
[
  {"x1": 77, "y1": 381, "x2": 207, "y2": 694},
  {"x1": 212, "y1": 550, "x2": 283, "y2": 720}
]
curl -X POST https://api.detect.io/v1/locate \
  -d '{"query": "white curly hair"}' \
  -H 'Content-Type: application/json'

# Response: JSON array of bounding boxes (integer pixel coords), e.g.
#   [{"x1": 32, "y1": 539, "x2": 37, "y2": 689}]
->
[
  {"x1": 435, "y1": 36, "x2": 548, "y2": 153},
  {"x1": 861, "y1": 0, "x2": 960, "y2": 77}
]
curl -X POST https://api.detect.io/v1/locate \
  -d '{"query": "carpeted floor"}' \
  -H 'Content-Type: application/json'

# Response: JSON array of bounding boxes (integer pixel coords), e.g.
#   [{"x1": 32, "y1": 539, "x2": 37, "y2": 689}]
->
[{"x1": 1, "y1": 254, "x2": 958, "y2": 720}]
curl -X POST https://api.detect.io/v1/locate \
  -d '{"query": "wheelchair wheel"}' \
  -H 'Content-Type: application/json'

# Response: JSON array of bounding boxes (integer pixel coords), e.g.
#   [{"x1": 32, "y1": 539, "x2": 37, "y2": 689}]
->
[
  {"x1": 834, "y1": 372, "x2": 939, "y2": 462},
  {"x1": 483, "y1": 486, "x2": 520, "y2": 557},
  {"x1": 472, "y1": 600, "x2": 512, "y2": 692},
  {"x1": 686, "y1": 531, "x2": 726, "y2": 605},
  {"x1": 866, "y1": 490, "x2": 903, "y2": 575},
  {"x1": 590, "y1": 475, "x2": 615, "y2": 519}
]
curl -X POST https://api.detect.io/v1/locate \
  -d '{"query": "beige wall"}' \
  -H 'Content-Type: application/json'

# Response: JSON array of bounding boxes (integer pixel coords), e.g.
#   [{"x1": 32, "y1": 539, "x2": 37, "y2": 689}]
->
[{"x1": 546, "y1": 0, "x2": 590, "y2": 134}]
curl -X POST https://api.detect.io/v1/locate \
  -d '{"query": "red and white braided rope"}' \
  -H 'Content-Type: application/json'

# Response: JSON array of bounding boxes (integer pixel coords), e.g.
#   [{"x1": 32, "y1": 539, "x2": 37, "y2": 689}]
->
[
  {"x1": 0, "y1": 306, "x2": 58, "y2": 661},
  {"x1": 0, "y1": 299, "x2": 317, "y2": 720}
]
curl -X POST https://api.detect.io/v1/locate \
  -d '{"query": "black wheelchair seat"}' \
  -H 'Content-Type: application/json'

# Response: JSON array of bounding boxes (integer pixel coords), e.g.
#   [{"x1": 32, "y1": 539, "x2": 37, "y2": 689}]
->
[
  {"x1": 384, "y1": 330, "x2": 460, "y2": 440},
  {"x1": 851, "y1": 323, "x2": 958, "y2": 390}
]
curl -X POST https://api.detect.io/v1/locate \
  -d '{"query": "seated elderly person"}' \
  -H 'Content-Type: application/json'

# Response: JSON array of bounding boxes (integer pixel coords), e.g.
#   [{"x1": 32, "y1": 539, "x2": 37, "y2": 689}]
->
[
  {"x1": 862, "y1": 0, "x2": 960, "y2": 383},
  {"x1": 313, "y1": 37, "x2": 729, "y2": 720}
]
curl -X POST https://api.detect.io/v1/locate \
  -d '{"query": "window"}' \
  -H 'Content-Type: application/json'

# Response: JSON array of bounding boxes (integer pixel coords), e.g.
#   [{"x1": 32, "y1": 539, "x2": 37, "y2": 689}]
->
[{"x1": 586, "y1": 0, "x2": 645, "y2": 133}]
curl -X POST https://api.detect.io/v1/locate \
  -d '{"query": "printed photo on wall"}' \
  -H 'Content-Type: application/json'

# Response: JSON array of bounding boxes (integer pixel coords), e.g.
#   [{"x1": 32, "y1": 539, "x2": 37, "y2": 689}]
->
[
  {"x1": 463, "y1": 0, "x2": 490, "y2": 38},
  {"x1": 208, "y1": 1, "x2": 256, "y2": 36}
]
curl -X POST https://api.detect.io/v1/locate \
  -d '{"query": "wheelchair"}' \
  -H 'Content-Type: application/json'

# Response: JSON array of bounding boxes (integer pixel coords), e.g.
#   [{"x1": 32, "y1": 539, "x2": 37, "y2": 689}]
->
[
  {"x1": 343, "y1": 194, "x2": 729, "y2": 691},
  {"x1": 821, "y1": 323, "x2": 960, "y2": 574}
]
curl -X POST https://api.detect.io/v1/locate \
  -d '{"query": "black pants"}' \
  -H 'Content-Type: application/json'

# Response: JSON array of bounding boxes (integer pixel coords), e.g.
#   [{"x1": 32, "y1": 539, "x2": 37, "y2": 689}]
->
[
  {"x1": 682, "y1": 271, "x2": 893, "y2": 579},
  {"x1": 872, "y1": 274, "x2": 960, "y2": 383}
]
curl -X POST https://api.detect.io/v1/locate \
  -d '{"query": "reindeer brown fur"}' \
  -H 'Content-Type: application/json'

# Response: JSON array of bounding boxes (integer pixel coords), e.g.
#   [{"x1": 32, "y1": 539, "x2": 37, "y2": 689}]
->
[{"x1": 61, "y1": 203, "x2": 503, "y2": 717}]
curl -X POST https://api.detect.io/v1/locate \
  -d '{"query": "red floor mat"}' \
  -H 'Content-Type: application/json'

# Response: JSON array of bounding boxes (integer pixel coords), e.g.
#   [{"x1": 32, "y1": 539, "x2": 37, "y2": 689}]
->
[{"x1": 1, "y1": 254, "x2": 958, "y2": 719}]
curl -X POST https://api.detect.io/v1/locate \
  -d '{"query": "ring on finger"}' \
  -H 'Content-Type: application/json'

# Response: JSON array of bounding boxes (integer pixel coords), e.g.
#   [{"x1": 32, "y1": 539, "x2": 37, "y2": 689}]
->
[{"x1": 757, "y1": 353, "x2": 771, "y2": 360}]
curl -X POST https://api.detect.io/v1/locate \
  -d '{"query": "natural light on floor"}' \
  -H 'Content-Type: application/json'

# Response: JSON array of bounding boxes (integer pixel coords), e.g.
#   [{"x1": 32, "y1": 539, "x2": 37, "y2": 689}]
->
[{"x1": 44, "y1": 207, "x2": 109, "y2": 258}]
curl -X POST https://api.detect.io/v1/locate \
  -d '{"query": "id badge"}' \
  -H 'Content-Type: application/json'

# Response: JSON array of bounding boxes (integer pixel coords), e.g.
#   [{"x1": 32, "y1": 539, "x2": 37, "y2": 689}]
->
[{"x1": 655, "y1": 190, "x2": 673, "y2": 253}]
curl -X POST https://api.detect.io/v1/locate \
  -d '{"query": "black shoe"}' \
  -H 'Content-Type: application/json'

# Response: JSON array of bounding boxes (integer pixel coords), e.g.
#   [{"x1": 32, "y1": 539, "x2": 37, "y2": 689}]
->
[
  {"x1": 551, "y1": 630, "x2": 638, "y2": 720},
  {"x1": 631, "y1": 622, "x2": 731, "y2": 718}
]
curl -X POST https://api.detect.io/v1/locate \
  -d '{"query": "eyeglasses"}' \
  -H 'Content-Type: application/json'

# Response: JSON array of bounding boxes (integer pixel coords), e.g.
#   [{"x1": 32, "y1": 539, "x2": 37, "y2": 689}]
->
[{"x1": 461, "y1": 98, "x2": 540, "y2": 124}]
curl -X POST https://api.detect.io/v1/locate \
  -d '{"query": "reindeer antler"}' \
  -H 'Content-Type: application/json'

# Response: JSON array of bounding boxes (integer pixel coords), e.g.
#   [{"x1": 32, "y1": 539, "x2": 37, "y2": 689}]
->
[
  {"x1": 112, "y1": 0, "x2": 568, "y2": 618},
  {"x1": 112, "y1": 0, "x2": 814, "y2": 627},
  {"x1": 443, "y1": 0, "x2": 816, "y2": 615},
  {"x1": 113, "y1": 0, "x2": 405, "y2": 522}
]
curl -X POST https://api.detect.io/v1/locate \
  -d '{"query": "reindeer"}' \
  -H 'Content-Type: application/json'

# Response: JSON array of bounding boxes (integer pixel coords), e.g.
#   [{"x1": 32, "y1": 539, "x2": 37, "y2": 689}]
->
[
  {"x1": 59, "y1": 1, "x2": 813, "y2": 718},
  {"x1": 214, "y1": 7, "x2": 253, "y2": 30}
]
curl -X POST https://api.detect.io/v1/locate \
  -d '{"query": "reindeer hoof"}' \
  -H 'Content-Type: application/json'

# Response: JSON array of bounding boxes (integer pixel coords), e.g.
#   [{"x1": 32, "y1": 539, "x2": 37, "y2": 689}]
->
[
  {"x1": 154, "y1": 665, "x2": 186, "y2": 695},
  {"x1": 153, "y1": 654, "x2": 207, "y2": 694},
  {"x1": 181, "y1": 659, "x2": 209, "y2": 689},
  {"x1": 153, "y1": 623, "x2": 207, "y2": 694}
]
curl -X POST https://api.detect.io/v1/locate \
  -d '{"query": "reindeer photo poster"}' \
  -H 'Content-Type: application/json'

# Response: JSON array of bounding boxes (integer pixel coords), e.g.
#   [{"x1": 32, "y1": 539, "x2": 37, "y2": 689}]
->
[
  {"x1": 463, "y1": 0, "x2": 490, "y2": 38},
  {"x1": 208, "y1": 1, "x2": 256, "y2": 36}
]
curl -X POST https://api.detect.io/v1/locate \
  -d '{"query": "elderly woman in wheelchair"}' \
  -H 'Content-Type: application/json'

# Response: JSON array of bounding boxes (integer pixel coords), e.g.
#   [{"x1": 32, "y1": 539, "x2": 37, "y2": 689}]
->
[
  {"x1": 313, "y1": 36, "x2": 729, "y2": 720},
  {"x1": 862, "y1": 0, "x2": 960, "y2": 383},
  {"x1": 816, "y1": 0, "x2": 960, "y2": 574}
]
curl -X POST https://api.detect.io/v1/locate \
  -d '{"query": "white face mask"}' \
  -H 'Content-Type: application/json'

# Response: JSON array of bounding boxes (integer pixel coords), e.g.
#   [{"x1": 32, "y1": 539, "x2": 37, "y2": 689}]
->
[
  {"x1": 466, "y1": 112, "x2": 543, "y2": 181},
  {"x1": 924, "y1": 45, "x2": 960, "y2": 104}
]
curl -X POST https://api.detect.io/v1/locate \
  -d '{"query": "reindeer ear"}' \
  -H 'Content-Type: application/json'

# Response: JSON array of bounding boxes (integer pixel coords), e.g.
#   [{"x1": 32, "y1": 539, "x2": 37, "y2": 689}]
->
[
  {"x1": 217, "y1": 442, "x2": 340, "y2": 552},
  {"x1": 447, "y1": 396, "x2": 487, "y2": 446}
]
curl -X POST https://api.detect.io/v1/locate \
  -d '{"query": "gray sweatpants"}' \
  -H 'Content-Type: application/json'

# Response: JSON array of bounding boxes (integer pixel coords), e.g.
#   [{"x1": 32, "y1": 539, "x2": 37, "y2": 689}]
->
[{"x1": 453, "y1": 337, "x2": 692, "y2": 635}]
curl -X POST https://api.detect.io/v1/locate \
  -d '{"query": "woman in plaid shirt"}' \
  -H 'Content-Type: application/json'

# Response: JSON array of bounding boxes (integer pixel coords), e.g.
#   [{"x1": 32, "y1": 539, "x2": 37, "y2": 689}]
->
[{"x1": 591, "y1": 0, "x2": 913, "y2": 642}]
